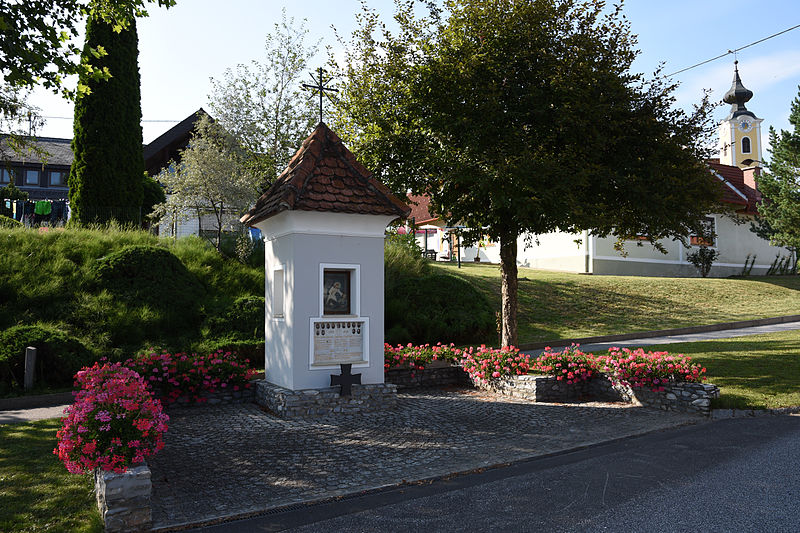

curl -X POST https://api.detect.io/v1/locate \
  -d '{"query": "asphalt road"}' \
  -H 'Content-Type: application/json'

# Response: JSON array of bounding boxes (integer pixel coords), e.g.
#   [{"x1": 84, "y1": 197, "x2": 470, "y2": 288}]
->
[{"x1": 192, "y1": 415, "x2": 800, "y2": 533}]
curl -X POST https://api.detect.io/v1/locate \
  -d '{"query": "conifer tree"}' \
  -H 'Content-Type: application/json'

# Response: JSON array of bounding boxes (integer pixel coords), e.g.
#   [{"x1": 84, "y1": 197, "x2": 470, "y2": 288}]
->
[
  {"x1": 755, "y1": 87, "x2": 800, "y2": 266},
  {"x1": 68, "y1": 12, "x2": 144, "y2": 225}
]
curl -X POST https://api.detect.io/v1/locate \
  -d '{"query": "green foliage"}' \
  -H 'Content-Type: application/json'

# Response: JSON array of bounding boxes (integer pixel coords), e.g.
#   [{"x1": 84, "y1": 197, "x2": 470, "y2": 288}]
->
[
  {"x1": 385, "y1": 241, "x2": 492, "y2": 345},
  {"x1": 205, "y1": 295, "x2": 265, "y2": 341},
  {"x1": 194, "y1": 338, "x2": 265, "y2": 370},
  {"x1": 335, "y1": 0, "x2": 720, "y2": 346},
  {"x1": 207, "y1": 10, "x2": 319, "y2": 183},
  {"x1": 385, "y1": 239, "x2": 430, "y2": 281},
  {"x1": 385, "y1": 272, "x2": 495, "y2": 346},
  {"x1": 68, "y1": 14, "x2": 144, "y2": 225},
  {"x1": 141, "y1": 173, "x2": 166, "y2": 221},
  {"x1": 754, "y1": 86, "x2": 800, "y2": 256},
  {"x1": 0, "y1": 325, "x2": 93, "y2": 392},
  {"x1": 0, "y1": 214, "x2": 20, "y2": 228},
  {"x1": 152, "y1": 115, "x2": 260, "y2": 249},
  {"x1": 0, "y1": 227, "x2": 263, "y2": 362},
  {"x1": 0, "y1": 182, "x2": 27, "y2": 218},
  {"x1": 89, "y1": 245, "x2": 205, "y2": 345},
  {"x1": 687, "y1": 246, "x2": 719, "y2": 277}
]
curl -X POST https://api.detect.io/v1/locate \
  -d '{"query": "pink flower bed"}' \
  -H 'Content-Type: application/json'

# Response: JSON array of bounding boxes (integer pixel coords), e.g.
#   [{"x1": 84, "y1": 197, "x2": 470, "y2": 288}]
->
[
  {"x1": 384, "y1": 342, "x2": 462, "y2": 371},
  {"x1": 597, "y1": 347, "x2": 707, "y2": 390},
  {"x1": 456, "y1": 345, "x2": 531, "y2": 384},
  {"x1": 125, "y1": 350, "x2": 259, "y2": 405},
  {"x1": 385, "y1": 342, "x2": 707, "y2": 391},
  {"x1": 54, "y1": 362, "x2": 169, "y2": 474},
  {"x1": 529, "y1": 344, "x2": 596, "y2": 384}
]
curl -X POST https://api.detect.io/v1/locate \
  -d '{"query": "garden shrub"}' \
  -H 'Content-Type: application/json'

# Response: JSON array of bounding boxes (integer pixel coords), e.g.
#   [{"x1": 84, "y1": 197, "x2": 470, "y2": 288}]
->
[
  {"x1": 205, "y1": 295, "x2": 264, "y2": 341},
  {"x1": 90, "y1": 245, "x2": 205, "y2": 344},
  {"x1": 385, "y1": 273, "x2": 494, "y2": 345},
  {"x1": 0, "y1": 325, "x2": 94, "y2": 391}
]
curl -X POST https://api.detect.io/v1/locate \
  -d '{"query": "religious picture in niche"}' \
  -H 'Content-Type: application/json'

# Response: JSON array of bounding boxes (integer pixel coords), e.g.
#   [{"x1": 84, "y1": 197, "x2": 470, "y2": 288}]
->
[{"x1": 323, "y1": 270, "x2": 351, "y2": 315}]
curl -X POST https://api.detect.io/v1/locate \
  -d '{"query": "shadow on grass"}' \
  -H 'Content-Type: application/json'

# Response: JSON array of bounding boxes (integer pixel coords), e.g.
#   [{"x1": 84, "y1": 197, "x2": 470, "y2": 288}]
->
[{"x1": 0, "y1": 419, "x2": 102, "y2": 533}]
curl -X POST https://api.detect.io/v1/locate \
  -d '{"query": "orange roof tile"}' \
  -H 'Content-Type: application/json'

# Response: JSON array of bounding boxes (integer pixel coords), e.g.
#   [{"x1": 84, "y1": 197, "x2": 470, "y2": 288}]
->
[{"x1": 241, "y1": 123, "x2": 410, "y2": 226}]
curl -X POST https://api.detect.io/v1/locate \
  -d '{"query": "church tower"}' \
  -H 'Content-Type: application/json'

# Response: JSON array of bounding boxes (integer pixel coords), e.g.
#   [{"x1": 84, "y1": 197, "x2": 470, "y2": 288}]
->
[{"x1": 718, "y1": 61, "x2": 763, "y2": 168}]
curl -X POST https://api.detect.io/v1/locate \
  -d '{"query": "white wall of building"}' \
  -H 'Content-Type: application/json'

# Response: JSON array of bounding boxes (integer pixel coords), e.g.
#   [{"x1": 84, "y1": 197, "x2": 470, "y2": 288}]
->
[{"x1": 256, "y1": 211, "x2": 393, "y2": 390}]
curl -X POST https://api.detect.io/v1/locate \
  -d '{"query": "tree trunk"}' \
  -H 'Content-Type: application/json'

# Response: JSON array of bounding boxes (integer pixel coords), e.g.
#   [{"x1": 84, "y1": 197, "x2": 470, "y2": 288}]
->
[{"x1": 500, "y1": 235, "x2": 518, "y2": 348}]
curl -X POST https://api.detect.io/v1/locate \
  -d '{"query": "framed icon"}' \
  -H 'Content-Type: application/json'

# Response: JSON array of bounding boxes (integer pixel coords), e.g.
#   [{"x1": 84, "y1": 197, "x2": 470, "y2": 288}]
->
[{"x1": 323, "y1": 270, "x2": 351, "y2": 315}]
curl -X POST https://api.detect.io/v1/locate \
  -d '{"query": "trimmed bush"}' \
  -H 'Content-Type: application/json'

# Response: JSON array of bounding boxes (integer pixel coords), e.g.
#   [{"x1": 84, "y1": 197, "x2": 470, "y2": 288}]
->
[
  {"x1": 385, "y1": 273, "x2": 494, "y2": 345},
  {"x1": 205, "y1": 295, "x2": 264, "y2": 340},
  {"x1": 89, "y1": 245, "x2": 205, "y2": 346},
  {"x1": 0, "y1": 325, "x2": 94, "y2": 391}
]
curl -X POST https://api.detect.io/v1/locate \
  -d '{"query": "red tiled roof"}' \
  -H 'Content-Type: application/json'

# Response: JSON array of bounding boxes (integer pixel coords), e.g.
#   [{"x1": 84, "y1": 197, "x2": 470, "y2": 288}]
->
[
  {"x1": 241, "y1": 123, "x2": 410, "y2": 226},
  {"x1": 707, "y1": 159, "x2": 760, "y2": 214},
  {"x1": 407, "y1": 194, "x2": 440, "y2": 224}
]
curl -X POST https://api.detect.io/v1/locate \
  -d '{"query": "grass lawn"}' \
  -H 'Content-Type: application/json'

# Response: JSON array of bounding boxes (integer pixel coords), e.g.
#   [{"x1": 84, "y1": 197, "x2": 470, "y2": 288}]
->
[
  {"x1": 628, "y1": 330, "x2": 800, "y2": 410},
  {"x1": 433, "y1": 262, "x2": 800, "y2": 344},
  {"x1": 0, "y1": 419, "x2": 101, "y2": 533}
]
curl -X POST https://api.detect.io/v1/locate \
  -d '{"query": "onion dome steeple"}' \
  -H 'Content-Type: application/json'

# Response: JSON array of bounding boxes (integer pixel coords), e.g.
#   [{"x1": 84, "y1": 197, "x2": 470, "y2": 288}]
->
[{"x1": 723, "y1": 61, "x2": 757, "y2": 120}]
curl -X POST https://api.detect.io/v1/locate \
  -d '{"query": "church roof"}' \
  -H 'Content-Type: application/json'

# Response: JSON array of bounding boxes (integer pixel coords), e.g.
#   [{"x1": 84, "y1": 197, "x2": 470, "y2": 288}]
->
[
  {"x1": 241, "y1": 122, "x2": 410, "y2": 226},
  {"x1": 723, "y1": 62, "x2": 757, "y2": 120},
  {"x1": 708, "y1": 159, "x2": 759, "y2": 214}
]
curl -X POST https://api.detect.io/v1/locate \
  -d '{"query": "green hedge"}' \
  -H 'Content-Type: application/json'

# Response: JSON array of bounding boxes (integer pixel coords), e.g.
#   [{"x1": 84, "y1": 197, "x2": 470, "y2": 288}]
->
[
  {"x1": 0, "y1": 325, "x2": 94, "y2": 393},
  {"x1": 87, "y1": 245, "x2": 206, "y2": 346},
  {"x1": 205, "y1": 295, "x2": 264, "y2": 340}
]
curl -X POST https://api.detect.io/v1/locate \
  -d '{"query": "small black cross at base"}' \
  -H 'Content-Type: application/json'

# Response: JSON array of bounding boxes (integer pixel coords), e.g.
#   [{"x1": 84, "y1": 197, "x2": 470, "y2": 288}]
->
[{"x1": 330, "y1": 363, "x2": 361, "y2": 397}]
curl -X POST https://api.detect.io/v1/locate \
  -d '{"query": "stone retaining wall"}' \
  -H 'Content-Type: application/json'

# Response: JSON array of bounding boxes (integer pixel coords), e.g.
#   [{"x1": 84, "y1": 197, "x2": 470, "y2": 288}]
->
[
  {"x1": 255, "y1": 380, "x2": 397, "y2": 418},
  {"x1": 94, "y1": 464, "x2": 152, "y2": 532},
  {"x1": 473, "y1": 373, "x2": 719, "y2": 416},
  {"x1": 384, "y1": 363, "x2": 470, "y2": 390},
  {"x1": 151, "y1": 381, "x2": 258, "y2": 408}
]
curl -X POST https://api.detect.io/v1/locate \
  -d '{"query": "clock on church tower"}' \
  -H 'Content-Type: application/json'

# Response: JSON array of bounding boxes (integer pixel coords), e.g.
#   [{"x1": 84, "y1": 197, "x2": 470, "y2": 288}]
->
[{"x1": 718, "y1": 61, "x2": 763, "y2": 169}]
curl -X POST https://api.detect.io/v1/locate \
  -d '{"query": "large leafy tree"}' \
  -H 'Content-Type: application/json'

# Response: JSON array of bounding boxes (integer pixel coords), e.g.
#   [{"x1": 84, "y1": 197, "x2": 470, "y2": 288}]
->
[
  {"x1": 753, "y1": 86, "x2": 800, "y2": 266},
  {"x1": 335, "y1": 0, "x2": 721, "y2": 347},
  {"x1": 207, "y1": 12, "x2": 319, "y2": 185},
  {"x1": 0, "y1": 1, "x2": 173, "y2": 135},
  {"x1": 152, "y1": 115, "x2": 261, "y2": 250},
  {"x1": 68, "y1": 11, "x2": 145, "y2": 224}
]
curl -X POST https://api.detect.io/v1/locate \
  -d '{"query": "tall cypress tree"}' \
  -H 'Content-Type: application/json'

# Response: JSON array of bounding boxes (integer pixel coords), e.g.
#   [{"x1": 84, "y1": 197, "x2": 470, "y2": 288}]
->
[{"x1": 68, "y1": 13, "x2": 144, "y2": 225}]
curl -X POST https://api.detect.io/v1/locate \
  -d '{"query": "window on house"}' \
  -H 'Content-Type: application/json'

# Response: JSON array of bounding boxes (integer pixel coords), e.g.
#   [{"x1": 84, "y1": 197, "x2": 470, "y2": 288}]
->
[
  {"x1": 0, "y1": 168, "x2": 12, "y2": 183},
  {"x1": 742, "y1": 136, "x2": 751, "y2": 154},
  {"x1": 273, "y1": 268, "x2": 284, "y2": 317},
  {"x1": 25, "y1": 170, "x2": 40, "y2": 186},
  {"x1": 690, "y1": 217, "x2": 716, "y2": 247},
  {"x1": 50, "y1": 171, "x2": 65, "y2": 186}
]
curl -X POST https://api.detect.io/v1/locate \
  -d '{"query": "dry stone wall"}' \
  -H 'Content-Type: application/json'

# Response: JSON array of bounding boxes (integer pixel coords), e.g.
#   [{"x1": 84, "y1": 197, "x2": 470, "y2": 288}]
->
[{"x1": 255, "y1": 380, "x2": 397, "y2": 418}]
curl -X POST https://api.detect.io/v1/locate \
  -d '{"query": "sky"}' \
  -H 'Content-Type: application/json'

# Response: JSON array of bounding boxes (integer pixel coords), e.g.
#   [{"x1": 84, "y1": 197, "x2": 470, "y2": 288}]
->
[{"x1": 25, "y1": 0, "x2": 800, "y2": 160}]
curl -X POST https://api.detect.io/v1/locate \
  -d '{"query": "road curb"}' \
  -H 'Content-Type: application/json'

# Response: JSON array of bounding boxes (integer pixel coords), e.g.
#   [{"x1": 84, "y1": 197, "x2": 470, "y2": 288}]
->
[
  {"x1": 711, "y1": 406, "x2": 800, "y2": 419},
  {"x1": 518, "y1": 314, "x2": 800, "y2": 351}
]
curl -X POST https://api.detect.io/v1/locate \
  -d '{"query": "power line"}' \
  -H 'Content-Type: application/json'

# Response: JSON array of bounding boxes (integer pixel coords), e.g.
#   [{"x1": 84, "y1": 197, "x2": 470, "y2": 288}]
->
[
  {"x1": 41, "y1": 115, "x2": 181, "y2": 123},
  {"x1": 664, "y1": 22, "x2": 800, "y2": 78}
]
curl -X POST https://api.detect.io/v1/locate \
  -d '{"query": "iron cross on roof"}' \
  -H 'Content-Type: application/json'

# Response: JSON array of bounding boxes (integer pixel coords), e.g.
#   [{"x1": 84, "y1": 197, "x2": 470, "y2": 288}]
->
[{"x1": 302, "y1": 67, "x2": 338, "y2": 123}]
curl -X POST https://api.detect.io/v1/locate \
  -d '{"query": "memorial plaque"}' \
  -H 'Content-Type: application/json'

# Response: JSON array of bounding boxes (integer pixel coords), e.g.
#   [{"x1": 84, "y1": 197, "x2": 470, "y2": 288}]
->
[{"x1": 312, "y1": 320, "x2": 364, "y2": 365}]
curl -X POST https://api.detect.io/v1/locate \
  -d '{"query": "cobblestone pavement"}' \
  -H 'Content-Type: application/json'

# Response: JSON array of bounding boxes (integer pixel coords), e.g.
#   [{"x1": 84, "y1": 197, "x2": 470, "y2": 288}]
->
[{"x1": 148, "y1": 389, "x2": 701, "y2": 530}]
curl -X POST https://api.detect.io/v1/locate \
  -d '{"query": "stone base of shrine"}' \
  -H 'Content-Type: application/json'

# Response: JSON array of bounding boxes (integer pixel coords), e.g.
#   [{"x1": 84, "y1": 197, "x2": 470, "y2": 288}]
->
[{"x1": 254, "y1": 380, "x2": 397, "y2": 419}]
